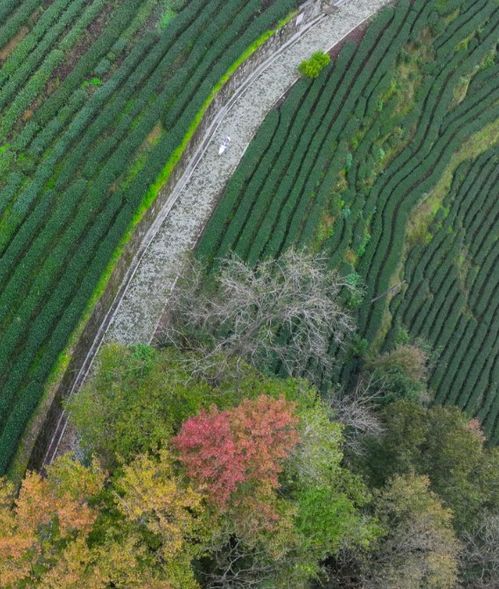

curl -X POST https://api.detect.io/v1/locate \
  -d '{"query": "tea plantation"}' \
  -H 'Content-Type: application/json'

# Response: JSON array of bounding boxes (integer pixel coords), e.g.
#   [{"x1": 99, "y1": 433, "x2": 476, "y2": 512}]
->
[
  {"x1": 0, "y1": 0, "x2": 299, "y2": 472},
  {"x1": 387, "y1": 147, "x2": 499, "y2": 441},
  {"x1": 197, "y1": 0, "x2": 499, "y2": 439}
]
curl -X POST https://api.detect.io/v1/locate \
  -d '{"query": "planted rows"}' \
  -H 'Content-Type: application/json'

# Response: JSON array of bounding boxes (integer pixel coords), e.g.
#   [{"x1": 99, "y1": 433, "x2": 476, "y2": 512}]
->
[
  {"x1": 0, "y1": 0, "x2": 299, "y2": 472},
  {"x1": 197, "y1": 0, "x2": 499, "y2": 437},
  {"x1": 388, "y1": 149, "x2": 499, "y2": 441}
]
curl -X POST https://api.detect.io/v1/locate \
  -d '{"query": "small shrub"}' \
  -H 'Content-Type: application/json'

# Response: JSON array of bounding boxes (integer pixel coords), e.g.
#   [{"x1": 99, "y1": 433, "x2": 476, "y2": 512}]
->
[
  {"x1": 298, "y1": 51, "x2": 331, "y2": 78},
  {"x1": 366, "y1": 344, "x2": 431, "y2": 404}
]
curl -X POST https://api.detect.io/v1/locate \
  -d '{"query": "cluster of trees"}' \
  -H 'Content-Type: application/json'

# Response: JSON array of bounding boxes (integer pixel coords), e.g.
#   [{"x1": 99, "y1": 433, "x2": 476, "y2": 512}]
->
[
  {"x1": 0, "y1": 252, "x2": 497, "y2": 588},
  {"x1": 0, "y1": 347, "x2": 379, "y2": 588}
]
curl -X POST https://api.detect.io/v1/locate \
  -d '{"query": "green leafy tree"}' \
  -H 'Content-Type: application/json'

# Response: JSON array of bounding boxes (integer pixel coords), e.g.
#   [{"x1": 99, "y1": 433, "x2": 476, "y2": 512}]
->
[
  {"x1": 365, "y1": 344, "x2": 430, "y2": 404},
  {"x1": 362, "y1": 474, "x2": 460, "y2": 589},
  {"x1": 67, "y1": 343, "x2": 319, "y2": 468},
  {"x1": 357, "y1": 400, "x2": 499, "y2": 533},
  {"x1": 67, "y1": 344, "x2": 214, "y2": 468},
  {"x1": 280, "y1": 401, "x2": 379, "y2": 585}
]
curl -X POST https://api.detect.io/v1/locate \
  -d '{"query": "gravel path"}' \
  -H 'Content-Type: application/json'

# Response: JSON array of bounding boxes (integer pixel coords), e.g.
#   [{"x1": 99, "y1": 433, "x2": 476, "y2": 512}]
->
[{"x1": 106, "y1": 0, "x2": 392, "y2": 345}]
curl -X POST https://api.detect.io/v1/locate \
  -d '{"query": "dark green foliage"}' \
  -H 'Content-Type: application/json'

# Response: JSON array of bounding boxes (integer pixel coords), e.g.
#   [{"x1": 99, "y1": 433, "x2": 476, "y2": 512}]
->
[
  {"x1": 366, "y1": 344, "x2": 430, "y2": 404},
  {"x1": 0, "y1": 0, "x2": 21, "y2": 23},
  {"x1": 0, "y1": 0, "x2": 40, "y2": 50},
  {"x1": 355, "y1": 400, "x2": 499, "y2": 534}
]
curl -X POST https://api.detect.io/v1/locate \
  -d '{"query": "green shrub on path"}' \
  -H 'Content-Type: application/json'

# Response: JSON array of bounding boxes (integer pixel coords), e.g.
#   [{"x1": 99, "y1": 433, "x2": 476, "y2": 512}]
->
[{"x1": 298, "y1": 51, "x2": 331, "y2": 78}]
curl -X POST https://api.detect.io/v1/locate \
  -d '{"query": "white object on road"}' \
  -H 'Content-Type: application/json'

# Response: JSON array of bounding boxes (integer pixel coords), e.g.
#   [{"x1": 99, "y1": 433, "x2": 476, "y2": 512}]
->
[{"x1": 218, "y1": 135, "x2": 231, "y2": 155}]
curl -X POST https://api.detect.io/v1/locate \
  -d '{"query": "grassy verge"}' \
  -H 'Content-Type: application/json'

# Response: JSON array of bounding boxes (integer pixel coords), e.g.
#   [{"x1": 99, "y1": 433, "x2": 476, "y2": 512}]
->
[{"x1": 406, "y1": 118, "x2": 499, "y2": 247}]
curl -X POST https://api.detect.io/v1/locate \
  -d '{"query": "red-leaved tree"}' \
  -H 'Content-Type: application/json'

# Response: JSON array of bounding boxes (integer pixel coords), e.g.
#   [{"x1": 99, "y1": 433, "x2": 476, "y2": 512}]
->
[{"x1": 173, "y1": 396, "x2": 299, "y2": 508}]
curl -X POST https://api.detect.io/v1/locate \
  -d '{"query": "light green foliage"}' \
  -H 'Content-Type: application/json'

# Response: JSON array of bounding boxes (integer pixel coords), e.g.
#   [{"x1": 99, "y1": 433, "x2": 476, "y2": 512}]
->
[
  {"x1": 290, "y1": 400, "x2": 345, "y2": 486},
  {"x1": 68, "y1": 342, "x2": 325, "y2": 467},
  {"x1": 366, "y1": 474, "x2": 460, "y2": 589},
  {"x1": 88, "y1": 76, "x2": 102, "y2": 87},
  {"x1": 0, "y1": 143, "x2": 13, "y2": 175},
  {"x1": 67, "y1": 343, "x2": 213, "y2": 467},
  {"x1": 298, "y1": 51, "x2": 331, "y2": 78},
  {"x1": 160, "y1": 8, "x2": 177, "y2": 29},
  {"x1": 282, "y1": 401, "x2": 378, "y2": 581}
]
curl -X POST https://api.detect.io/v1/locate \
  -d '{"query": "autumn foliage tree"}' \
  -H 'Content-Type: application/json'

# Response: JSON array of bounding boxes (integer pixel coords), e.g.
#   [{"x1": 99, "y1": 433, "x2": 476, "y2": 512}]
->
[
  {"x1": 172, "y1": 394, "x2": 380, "y2": 588},
  {"x1": 0, "y1": 451, "x2": 215, "y2": 589},
  {"x1": 0, "y1": 456, "x2": 104, "y2": 587},
  {"x1": 173, "y1": 395, "x2": 299, "y2": 509},
  {"x1": 64, "y1": 344, "x2": 381, "y2": 587},
  {"x1": 0, "y1": 345, "x2": 386, "y2": 589}
]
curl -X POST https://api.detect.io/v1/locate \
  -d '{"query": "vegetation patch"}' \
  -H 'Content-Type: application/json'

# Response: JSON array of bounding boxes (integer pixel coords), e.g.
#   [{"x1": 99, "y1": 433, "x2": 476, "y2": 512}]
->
[
  {"x1": 197, "y1": 0, "x2": 499, "y2": 439},
  {"x1": 298, "y1": 51, "x2": 331, "y2": 78},
  {"x1": 0, "y1": 0, "x2": 300, "y2": 474}
]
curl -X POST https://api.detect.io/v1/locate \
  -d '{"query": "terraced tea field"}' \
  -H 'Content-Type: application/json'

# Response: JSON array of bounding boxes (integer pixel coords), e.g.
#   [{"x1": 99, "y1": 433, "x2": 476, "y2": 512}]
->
[
  {"x1": 197, "y1": 0, "x2": 499, "y2": 439},
  {"x1": 0, "y1": 0, "x2": 298, "y2": 472},
  {"x1": 387, "y1": 148, "x2": 499, "y2": 441}
]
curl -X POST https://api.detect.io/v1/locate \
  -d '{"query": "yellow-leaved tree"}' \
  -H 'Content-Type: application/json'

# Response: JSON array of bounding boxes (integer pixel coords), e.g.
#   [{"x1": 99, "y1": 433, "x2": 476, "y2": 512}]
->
[{"x1": 0, "y1": 450, "x2": 213, "y2": 589}]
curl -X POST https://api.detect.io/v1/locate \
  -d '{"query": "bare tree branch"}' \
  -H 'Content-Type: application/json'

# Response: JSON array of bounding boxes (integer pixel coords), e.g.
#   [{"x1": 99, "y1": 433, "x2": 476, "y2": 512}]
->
[
  {"x1": 159, "y1": 249, "x2": 359, "y2": 386},
  {"x1": 460, "y1": 513, "x2": 499, "y2": 588},
  {"x1": 202, "y1": 536, "x2": 274, "y2": 589},
  {"x1": 330, "y1": 374, "x2": 385, "y2": 454}
]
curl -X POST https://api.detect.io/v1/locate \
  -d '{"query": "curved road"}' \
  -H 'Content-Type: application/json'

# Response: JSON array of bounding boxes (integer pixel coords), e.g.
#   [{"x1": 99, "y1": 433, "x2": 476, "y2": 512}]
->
[{"x1": 45, "y1": 0, "x2": 392, "y2": 464}]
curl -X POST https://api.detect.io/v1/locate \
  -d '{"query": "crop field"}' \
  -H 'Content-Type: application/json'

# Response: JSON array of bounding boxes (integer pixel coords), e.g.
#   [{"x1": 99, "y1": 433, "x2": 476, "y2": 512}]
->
[
  {"x1": 0, "y1": 0, "x2": 299, "y2": 472},
  {"x1": 197, "y1": 0, "x2": 499, "y2": 438},
  {"x1": 387, "y1": 147, "x2": 499, "y2": 441}
]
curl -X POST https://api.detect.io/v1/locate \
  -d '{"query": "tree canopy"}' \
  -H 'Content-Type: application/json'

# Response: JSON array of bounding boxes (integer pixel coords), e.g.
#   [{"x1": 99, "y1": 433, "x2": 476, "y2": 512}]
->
[{"x1": 2, "y1": 339, "x2": 496, "y2": 588}]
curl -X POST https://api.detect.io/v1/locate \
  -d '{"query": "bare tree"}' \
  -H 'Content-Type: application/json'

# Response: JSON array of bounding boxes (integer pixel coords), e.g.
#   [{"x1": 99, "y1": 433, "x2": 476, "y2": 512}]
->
[
  {"x1": 460, "y1": 513, "x2": 499, "y2": 588},
  {"x1": 202, "y1": 537, "x2": 274, "y2": 589},
  {"x1": 160, "y1": 249, "x2": 358, "y2": 385},
  {"x1": 330, "y1": 374, "x2": 385, "y2": 454}
]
